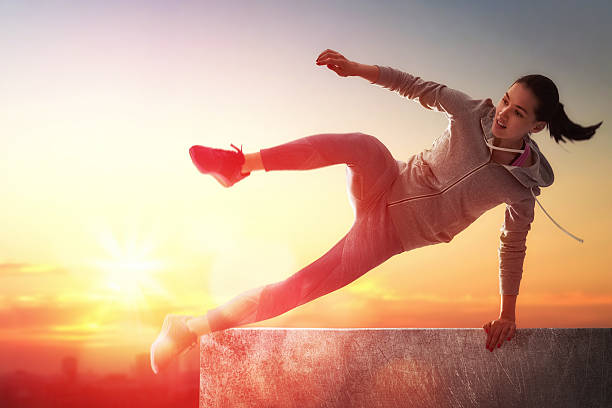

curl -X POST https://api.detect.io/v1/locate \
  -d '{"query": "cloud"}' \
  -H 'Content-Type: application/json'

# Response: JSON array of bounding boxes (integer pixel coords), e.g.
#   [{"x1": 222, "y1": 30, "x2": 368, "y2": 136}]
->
[
  {"x1": 0, "y1": 296, "x2": 102, "y2": 329},
  {"x1": 0, "y1": 289, "x2": 198, "y2": 333},
  {"x1": 346, "y1": 280, "x2": 403, "y2": 302},
  {"x1": 0, "y1": 262, "x2": 68, "y2": 276},
  {"x1": 348, "y1": 283, "x2": 612, "y2": 308},
  {"x1": 521, "y1": 291, "x2": 612, "y2": 306},
  {"x1": 0, "y1": 293, "x2": 163, "y2": 347}
]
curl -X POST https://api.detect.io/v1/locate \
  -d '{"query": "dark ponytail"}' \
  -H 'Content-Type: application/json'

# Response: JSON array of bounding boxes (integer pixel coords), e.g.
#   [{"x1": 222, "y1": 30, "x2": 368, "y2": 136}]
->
[{"x1": 513, "y1": 74, "x2": 603, "y2": 144}]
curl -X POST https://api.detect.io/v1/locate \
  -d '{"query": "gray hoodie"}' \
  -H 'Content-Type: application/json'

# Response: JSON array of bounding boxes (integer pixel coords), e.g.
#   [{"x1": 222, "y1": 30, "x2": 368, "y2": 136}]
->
[{"x1": 372, "y1": 65, "x2": 583, "y2": 295}]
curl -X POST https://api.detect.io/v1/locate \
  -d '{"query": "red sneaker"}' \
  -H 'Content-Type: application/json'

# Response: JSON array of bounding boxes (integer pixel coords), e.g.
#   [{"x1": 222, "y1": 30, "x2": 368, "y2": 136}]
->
[
  {"x1": 150, "y1": 314, "x2": 198, "y2": 374},
  {"x1": 189, "y1": 143, "x2": 251, "y2": 187}
]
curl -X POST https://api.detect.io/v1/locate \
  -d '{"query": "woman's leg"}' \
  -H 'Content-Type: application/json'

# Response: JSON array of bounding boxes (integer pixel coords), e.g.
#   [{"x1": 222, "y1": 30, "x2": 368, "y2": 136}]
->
[
  {"x1": 187, "y1": 132, "x2": 403, "y2": 335},
  {"x1": 242, "y1": 152, "x2": 264, "y2": 173},
  {"x1": 248, "y1": 132, "x2": 400, "y2": 215},
  {"x1": 255, "y1": 132, "x2": 392, "y2": 175},
  {"x1": 240, "y1": 131, "x2": 377, "y2": 175},
  {"x1": 194, "y1": 196, "x2": 404, "y2": 334}
]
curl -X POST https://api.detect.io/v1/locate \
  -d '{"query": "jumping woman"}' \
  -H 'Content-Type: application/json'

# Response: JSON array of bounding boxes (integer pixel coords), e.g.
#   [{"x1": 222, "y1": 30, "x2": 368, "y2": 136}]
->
[{"x1": 150, "y1": 49, "x2": 602, "y2": 374}]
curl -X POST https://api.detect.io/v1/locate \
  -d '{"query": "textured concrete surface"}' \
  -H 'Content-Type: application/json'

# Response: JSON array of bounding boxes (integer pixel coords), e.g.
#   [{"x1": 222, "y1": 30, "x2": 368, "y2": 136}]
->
[{"x1": 199, "y1": 328, "x2": 611, "y2": 408}]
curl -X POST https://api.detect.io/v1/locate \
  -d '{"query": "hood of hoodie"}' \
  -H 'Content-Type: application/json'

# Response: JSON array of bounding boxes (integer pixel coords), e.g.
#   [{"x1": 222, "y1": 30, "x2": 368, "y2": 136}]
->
[
  {"x1": 480, "y1": 104, "x2": 555, "y2": 195},
  {"x1": 480, "y1": 103, "x2": 584, "y2": 243}
]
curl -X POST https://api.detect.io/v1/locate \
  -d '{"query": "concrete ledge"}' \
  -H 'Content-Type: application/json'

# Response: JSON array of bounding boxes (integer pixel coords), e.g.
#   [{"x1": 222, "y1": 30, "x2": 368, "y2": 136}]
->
[{"x1": 199, "y1": 328, "x2": 611, "y2": 408}]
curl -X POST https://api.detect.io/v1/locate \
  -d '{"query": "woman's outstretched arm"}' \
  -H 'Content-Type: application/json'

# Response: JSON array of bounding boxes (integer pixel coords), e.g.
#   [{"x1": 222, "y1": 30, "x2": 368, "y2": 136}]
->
[
  {"x1": 354, "y1": 63, "x2": 380, "y2": 83},
  {"x1": 316, "y1": 48, "x2": 475, "y2": 117},
  {"x1": 481, "y1": 197, "x2": 534, "y2": 352}
]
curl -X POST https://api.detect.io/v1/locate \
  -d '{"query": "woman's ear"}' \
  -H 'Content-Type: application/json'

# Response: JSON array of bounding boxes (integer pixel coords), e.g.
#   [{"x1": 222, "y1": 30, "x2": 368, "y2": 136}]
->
[{"x1": 531, "y1": 121, "x2": 547, "y2": 134}]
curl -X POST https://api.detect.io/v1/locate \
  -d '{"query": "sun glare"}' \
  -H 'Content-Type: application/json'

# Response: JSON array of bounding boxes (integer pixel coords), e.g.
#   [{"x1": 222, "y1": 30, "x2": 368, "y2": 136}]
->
[
  {"x1": 98, "y1": 257, "x2": 162, "y2": 296},
  {"x1": 91, "y1": 224, "x2": 168, "y2": 309}
]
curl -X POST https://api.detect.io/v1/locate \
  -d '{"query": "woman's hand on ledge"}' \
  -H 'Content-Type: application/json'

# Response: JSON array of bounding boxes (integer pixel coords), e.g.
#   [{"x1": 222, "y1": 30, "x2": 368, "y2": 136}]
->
[{"x1": 482, "y1": 317, "x2": 516, "y2": 352}]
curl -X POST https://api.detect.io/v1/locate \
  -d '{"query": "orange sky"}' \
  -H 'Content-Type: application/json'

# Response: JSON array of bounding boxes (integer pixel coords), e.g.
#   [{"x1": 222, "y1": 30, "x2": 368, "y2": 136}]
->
[{"x1": 1, "y1": 1, "x2": 611, "y2": 375}]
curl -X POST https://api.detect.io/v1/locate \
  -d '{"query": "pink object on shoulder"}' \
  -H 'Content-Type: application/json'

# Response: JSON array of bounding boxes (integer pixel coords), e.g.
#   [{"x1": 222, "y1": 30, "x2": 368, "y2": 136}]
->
[{"x1": 510, "y1": 140, "x2": 531, "y2": 167}]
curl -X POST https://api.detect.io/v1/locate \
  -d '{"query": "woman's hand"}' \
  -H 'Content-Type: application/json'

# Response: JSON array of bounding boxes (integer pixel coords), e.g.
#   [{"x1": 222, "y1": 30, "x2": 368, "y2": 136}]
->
[
  {"x1": 482, "y1": 317, "x2": 516, "y2": 352},
  {"x1": 315, "y1": 49, "x2": 359, "y2": 77}
]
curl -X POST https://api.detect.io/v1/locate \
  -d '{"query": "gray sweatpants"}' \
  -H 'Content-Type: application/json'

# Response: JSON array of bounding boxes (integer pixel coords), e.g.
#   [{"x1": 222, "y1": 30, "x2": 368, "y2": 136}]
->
[{"x1": 205, "y1": 132, "x2": 405, "y2": 332}]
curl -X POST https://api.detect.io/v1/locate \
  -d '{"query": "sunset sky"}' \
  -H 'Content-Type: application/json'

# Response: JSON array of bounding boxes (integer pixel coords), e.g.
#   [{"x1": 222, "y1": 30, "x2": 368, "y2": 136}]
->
[{"x1": 1, "y1": 0, "x2": 611, "y2": 375}]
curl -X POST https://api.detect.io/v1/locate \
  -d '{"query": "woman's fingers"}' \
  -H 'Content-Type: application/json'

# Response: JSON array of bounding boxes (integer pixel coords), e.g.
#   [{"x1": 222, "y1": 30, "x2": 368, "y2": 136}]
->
[
  {"x1": 497, "y1": 326, "x2": 509, "y2": 348},
  {"x1": 316, "y1": 53, "x2": 344, "y2": 64},
  {"x1": 317, "y1": 49, "x2": 329, "y2": 59},
  {"x1": 482, "y1": 321, "x2": 491, "y2": 348},
  {"x1": 317, "y1": 57, "x2": 344, "y2": 66},
  {"x1": 483, "y1": 319, "x2": 516, "y2": 351},
  {"x1": 316, "y1": 50, "x2": 332, "y2": 61},
  {"x1": 317, "y1": 48, "x2": 333, "y2": 58},
  {"x1": 507, "y1": 324, "x2": 516, "y2": 341},
  {"x1": 317, "y1": 48, "x2": 341, "y2": 60},
  {"x1": 484, "y1": 320, "x2": 500, "y2": 350},
  {"x1": 483, "y1": 321, "x2": 494, "y2": 350},
  {"x1": 316, "y1": 50, "x2": 346, "y2": 64},
  {"x1": 482, "y1": 322, "x2": 490, "y2": 339},
  {"x1": 488, "y1": 325, "x2": 502, "y2": 350}
]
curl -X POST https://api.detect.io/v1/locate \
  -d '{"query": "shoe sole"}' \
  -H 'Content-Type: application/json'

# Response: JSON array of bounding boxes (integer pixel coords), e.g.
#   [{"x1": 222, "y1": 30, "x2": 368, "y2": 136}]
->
[
  {"x1": 212, "y1": 172, "x2": 233, "y2": 188},
  {"x1": 151, "y1": 315, "x2": 198, "y2": 374},
  {"x1": 151, "y1": 315, "x2": 174, "y2": 374}
]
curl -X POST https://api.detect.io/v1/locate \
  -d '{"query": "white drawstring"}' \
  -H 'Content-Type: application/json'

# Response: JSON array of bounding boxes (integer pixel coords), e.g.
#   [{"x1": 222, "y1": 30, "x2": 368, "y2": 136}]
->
[
  {"x1": 484, "y1": 135, "x2": 527, "y2": 154},
  {"x1": 486, "y1": 132, "x2": 583, "y2": 242},
  {"x1": 530, "y1": 188, "x2": 584, "y2": 243}
]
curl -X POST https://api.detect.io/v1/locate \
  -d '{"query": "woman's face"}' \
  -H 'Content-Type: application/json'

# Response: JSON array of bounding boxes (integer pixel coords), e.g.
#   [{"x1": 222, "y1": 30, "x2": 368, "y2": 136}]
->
[{"x1": 492, "y1": 82, "x2": 546, "y2": 142}]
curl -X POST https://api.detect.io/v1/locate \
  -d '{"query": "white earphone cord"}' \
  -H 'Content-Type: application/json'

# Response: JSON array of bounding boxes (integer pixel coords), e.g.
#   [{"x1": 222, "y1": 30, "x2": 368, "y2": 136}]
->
[{"x1": 530, "y1": 189, "x2": 584, "y2": 243}]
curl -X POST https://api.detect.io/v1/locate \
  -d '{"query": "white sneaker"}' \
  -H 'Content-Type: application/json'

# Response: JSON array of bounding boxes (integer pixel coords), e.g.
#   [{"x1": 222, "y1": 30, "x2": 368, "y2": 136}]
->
[{"x1": 150, "y1": 314, "x2": 199, "y2": 374}]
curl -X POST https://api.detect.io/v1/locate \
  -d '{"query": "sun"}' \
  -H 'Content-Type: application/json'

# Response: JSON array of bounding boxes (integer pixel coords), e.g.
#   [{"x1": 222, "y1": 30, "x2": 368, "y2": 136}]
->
[
  {"x1": 97, "y1": 256, "x2": 162, "y2": 297},
  {"x1": 91, "y1": 224, "x2": 168, "y2": 308}
]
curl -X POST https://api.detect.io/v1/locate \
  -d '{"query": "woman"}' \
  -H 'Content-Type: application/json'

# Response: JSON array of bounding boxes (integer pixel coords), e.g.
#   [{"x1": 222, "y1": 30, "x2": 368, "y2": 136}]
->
[{"x1": 150, "y1": 49, "x2": 602, "y2": 374}]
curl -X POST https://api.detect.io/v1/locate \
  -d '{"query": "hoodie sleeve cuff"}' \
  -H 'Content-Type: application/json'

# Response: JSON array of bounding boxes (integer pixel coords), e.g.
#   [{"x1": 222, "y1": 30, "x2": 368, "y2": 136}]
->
[{"x1": 370, "y1": 65, "x2": 396, "y2": 86}]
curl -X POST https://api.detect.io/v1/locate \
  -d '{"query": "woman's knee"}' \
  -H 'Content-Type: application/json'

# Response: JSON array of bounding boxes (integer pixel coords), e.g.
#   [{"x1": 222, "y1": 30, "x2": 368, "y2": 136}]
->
[
  {"x1": 348, "y1": 132, "x2": 379, "y2": 146},
  {"x1": 344, "y1": 132, "x2": 388, "y2": 164}
]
